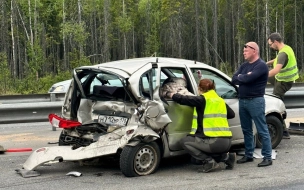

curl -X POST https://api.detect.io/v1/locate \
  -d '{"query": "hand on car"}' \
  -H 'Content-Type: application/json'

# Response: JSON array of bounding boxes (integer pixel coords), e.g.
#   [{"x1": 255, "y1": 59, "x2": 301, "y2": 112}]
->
[
  {"x1": 165, "y1": 91, "x2": 173, "y2": 98},
  {"x1": 160, "y1": 90, "x2": 170, "y2": 98},
  {"x1": 161, "y1": 84, "x2": 176, "y2": 98},
  {"x1": 161, "y1": 89, "x2": 173, "y2": 98}
]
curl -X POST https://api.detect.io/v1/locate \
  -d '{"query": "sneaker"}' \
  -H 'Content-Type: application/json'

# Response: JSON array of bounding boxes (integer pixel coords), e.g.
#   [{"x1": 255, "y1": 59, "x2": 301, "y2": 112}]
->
[
  {"x1": 283, "y1": 130, "x2": 290, "y2": 139},
  {"x1": 225, "y1": 153, "x2": 236, "y2": 170},
  {"x1": 198, "y1": 159, "x2": 219, "y2": 173}
]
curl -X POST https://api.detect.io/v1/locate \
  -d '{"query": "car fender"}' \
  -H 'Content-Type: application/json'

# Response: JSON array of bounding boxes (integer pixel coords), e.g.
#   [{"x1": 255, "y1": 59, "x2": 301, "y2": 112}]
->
[
  {"x1": 264, "y1": 94, "x2": 286, "y2": 115},
  {"x1": 125, "y1": 125, "x2": 160, "y2": 146}
]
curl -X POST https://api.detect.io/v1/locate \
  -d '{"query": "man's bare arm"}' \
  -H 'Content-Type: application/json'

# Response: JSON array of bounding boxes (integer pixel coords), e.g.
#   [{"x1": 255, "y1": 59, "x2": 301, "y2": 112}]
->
[
  {"x1": 266, "y1": 59, "x2": 274, "y2": 65},
  {"x1": 269, "y1": 64, "x2": 283, "y2": 77}
]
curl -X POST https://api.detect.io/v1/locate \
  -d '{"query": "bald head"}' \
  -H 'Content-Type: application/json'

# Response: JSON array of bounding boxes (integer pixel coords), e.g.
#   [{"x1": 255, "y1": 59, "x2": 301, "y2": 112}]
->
[
  {"x1": 243, "y1": 41, "x2": 260, "y2": 63},
  {"x1": 246, "y1": 42, "x2": 259, "y2": 54}
]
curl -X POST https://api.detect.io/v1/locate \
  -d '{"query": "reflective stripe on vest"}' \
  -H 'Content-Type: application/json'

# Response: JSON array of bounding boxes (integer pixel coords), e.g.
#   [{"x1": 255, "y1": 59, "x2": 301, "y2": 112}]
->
[
  {"x1": 191, "y1": 114, "x2": 198, "y2": 134},
  {"x1": 190, "y1": 90, "x2": 232, "y2": 137},
  {"x1": 204, "y1": 114, "x2": 227, "y2": 118},
  {"x1": 274, "y1": 45, "x2": 299, "y2": 82}
]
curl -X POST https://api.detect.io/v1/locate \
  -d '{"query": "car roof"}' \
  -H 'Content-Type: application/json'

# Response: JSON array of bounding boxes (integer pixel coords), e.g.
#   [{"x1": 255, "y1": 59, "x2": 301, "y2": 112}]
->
[{"x1": 77, "y1": 57, "x2": 211, "y2": 75}]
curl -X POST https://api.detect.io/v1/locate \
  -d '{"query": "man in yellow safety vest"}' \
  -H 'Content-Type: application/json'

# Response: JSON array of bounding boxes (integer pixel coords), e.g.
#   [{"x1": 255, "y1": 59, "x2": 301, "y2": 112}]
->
[{"x1": 266, "y1": 32, "x2": 299, "y2": 139}]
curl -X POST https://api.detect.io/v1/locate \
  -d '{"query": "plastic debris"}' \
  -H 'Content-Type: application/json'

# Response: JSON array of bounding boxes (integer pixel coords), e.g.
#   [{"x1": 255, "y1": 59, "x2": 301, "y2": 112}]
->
[
  {"x1": 288, "y1": 122, "x2": 304, "y2": 135},
  {"x1": 237, "y1": 148, "x2": 277, "y2": 160},
  {"x1": 66, "y1": 171, "x2": 82, "y2": 177},
  {"x1": 15, "y1": 169, "x2": 41, "y2": 178}
]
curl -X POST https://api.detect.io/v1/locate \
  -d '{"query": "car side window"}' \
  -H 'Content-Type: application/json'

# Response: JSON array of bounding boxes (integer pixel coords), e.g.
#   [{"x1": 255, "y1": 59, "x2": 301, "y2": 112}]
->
[
  {"x1": 190, "y1": 68, "x2": 237, "y2": 99},
  {"x1": 160, "y1": 67, "x2": 194, "y2": 94}
]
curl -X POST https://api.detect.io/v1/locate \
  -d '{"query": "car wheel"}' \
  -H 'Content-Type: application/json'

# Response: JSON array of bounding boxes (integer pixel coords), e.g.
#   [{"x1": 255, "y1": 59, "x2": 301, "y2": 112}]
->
[
  {"x1": 256, "y1": 115, "x2": 283, "y2": 149},
  {"x1": 120, "y1": 141, "x2": 161, "y2": 177}
]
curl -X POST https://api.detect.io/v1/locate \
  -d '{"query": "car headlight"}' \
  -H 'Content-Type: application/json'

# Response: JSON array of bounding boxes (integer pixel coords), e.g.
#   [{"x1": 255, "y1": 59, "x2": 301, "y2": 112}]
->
[{"x1": 49, "y1": 85, "x2": 65, "y2": 93}]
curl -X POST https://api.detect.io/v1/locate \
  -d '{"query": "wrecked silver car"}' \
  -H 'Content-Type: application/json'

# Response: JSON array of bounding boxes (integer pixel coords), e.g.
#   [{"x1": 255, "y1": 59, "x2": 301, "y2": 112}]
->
[{"x1": 18, "y1": 57, "x2": 286, "y2": 177}]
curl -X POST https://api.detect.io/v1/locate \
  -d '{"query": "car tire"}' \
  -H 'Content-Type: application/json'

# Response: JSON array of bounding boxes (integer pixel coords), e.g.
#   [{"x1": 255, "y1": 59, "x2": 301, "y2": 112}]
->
[
  {"x1": 256, "y1": 115, "x2": 283, "y2": 149},
  {"x1": 120, "y1": 141, "x2": 161, "y2": 177}
]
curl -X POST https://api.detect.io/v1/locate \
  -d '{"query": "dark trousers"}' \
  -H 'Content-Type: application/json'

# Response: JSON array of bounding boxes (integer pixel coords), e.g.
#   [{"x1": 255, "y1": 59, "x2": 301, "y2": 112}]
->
[
  {"x1": 268, "y1": 76, "x2": 293, "y2": 101},
  {"x1": 273, "y1": 79, "x2": 293, "y2": 101},
  {"x1": 268, "y1": 76, "x2": 293, "y2": 132},
  {"x1": 180, "y1": 135, "x2": 231, "y2": 162}
]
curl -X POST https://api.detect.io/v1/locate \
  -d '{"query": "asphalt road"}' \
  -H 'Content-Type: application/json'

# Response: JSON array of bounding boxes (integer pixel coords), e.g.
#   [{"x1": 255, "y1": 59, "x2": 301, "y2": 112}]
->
[{"x1": 0, "y1": 108, "x2": 303, "y2": 190}]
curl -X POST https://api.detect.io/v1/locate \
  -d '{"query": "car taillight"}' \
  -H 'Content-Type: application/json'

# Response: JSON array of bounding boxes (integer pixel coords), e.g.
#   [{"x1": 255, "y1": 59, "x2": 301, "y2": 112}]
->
[{"x1": 48, "y1": 114, "x2": 81, "y2": 128}]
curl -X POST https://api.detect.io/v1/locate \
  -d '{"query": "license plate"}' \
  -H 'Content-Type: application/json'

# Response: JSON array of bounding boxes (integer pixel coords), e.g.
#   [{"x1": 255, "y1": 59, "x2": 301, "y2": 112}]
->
[{"x1": 98, "y1": 115, "x2": 128, "y2": 126}]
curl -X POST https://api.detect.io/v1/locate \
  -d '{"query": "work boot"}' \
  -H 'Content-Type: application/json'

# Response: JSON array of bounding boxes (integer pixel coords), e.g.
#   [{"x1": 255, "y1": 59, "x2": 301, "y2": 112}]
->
[
  {"x1": 198, "y1": 159, "x2": 219, "y2": 173},
  {"x1": 225, "y1": 153, "x2": 236, "y2": 170},
  {"x1": 283, "y1": 130, "x2": 290, "y2": 139}
]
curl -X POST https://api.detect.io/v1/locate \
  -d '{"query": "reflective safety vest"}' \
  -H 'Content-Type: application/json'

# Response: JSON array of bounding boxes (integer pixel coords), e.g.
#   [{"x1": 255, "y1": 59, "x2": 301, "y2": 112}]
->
[
  {"x1": 273, "y1": 45, "x2": 299, "y2": 82},
  {"x1": 191, "y1": 90, "x2": 232, "y2": 137}
]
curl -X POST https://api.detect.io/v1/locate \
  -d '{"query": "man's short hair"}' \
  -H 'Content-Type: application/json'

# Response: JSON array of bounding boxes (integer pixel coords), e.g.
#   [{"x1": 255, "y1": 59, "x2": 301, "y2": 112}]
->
[{"x1": 268, "y1": 33, "x2": 283, "y2": 43}]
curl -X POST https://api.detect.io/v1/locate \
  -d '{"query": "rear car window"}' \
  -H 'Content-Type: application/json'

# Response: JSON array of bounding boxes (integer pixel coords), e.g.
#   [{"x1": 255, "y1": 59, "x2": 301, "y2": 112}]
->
[{"x1": 77, "y1": 70, "x2": 131, "y2": 101}]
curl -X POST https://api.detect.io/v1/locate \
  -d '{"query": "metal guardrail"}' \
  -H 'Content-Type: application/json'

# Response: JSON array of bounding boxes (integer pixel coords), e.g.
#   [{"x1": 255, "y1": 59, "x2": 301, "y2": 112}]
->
[
  {"x1": 0, "y1": 93, "x2": 65, "y2": 104},
  {"x1": 0, "y1": 101, "x2": 63, "y2": 124},
  {"x1": 0, "y1": 84, "x2": 303, "y2": 125},
  {"x1": 265, "y1": 84, "x2": 304, "y2": 109},
  {"x1": 0, "y1": 94, "x2": 65, "y2": 125},
  {"x1": 270, "y1": 91, "x2": 303, "y2": 109}
]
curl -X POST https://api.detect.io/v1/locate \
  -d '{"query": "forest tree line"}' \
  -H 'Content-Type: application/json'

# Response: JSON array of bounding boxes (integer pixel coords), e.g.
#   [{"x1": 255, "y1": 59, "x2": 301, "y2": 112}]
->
[{"x1": 0, "y1": 0, "x2": 303, "y2": 94}]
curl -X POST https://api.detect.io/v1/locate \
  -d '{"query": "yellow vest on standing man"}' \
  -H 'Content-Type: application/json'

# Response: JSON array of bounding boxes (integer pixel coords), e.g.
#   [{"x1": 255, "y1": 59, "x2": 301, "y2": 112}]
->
[{"x1": 273, "y1": 45, "x2": 299, "y2": 82}]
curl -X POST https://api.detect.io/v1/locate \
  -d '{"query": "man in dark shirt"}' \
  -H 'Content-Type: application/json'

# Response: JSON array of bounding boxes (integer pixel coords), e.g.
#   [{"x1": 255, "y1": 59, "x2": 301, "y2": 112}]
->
[{"x1": 232, "y1": 42, "x2": 272, "y2": 167}]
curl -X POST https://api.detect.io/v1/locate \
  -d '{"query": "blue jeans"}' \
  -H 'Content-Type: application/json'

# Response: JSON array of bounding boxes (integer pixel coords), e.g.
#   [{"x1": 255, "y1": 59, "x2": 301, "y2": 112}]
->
[{"x1": 239, "y1": 97, "x2": 272, "y2": 160}]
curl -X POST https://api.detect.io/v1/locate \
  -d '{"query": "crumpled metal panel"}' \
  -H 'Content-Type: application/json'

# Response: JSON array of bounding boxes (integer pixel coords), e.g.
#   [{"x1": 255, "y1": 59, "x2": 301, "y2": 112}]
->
[
  {"x1": 76, "y1": 97, "x2": 171, "y2": 133},
  {"x1": 77, "y1": 99, "x2": 137, "y2": 124},
  {"x1": 140, "y1": 100, "x2": 172, "y2": 131}
]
